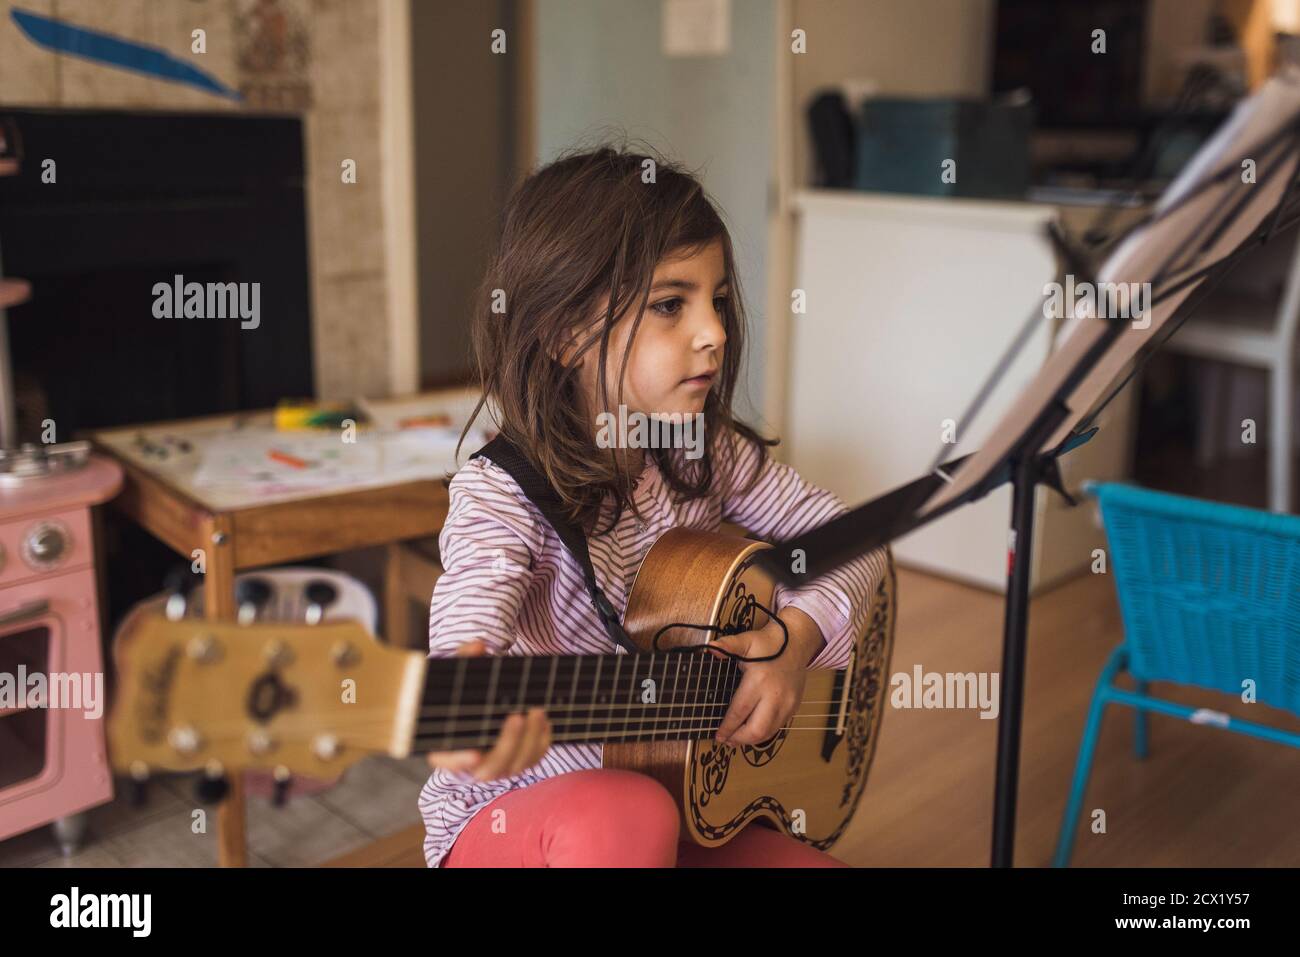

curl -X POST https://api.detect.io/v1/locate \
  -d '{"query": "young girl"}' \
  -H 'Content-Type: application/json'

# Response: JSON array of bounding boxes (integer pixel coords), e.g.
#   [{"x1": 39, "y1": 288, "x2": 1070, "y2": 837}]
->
[{"x1": 421, "y1": 142, "x2": 889, "y2": 868}]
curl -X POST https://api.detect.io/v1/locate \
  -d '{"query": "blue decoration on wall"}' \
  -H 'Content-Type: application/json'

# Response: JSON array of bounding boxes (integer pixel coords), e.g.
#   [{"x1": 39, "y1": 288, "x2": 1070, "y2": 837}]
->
[{"x1": 10, "y1": 7, "x2": 241, "y2": 101}]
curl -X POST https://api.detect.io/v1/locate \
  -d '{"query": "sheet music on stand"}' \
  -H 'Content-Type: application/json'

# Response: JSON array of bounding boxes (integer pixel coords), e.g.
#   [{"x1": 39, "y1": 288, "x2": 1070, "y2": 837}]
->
[{"x1": 920, "y1": 69, "x2": 1300, "y2": 519}]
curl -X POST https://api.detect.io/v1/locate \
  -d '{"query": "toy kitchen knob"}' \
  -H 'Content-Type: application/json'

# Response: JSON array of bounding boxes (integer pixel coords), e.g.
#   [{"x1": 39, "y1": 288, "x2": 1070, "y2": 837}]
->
[{"x1": 23, "y1": 521, "x2": 69, "y2": 569}]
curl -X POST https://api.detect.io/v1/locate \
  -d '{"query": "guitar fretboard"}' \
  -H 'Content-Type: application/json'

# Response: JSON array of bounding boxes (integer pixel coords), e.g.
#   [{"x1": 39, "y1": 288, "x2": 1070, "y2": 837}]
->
[{"x1": 412, "y1": 650, "x2": 743, "y2": 752}]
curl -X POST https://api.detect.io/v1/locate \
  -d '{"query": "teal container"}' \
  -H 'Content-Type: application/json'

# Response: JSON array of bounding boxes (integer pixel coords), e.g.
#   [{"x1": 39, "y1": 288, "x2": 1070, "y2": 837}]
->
[{"x1": 854, "y1": 98, "x2": 1032, "y2": 199}]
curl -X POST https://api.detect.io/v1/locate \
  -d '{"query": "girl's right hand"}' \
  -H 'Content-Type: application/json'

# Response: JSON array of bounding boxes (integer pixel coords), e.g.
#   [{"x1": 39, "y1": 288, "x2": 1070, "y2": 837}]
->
[{"x1": 424, "y1": 639, "x2": 553, "y2": 781}]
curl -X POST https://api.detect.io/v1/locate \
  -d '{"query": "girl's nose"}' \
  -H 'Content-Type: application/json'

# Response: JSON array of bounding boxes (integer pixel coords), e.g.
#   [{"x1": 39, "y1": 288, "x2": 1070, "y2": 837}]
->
[{"x1": 692, "y1": 303, "x2": 727, "y2": 351}]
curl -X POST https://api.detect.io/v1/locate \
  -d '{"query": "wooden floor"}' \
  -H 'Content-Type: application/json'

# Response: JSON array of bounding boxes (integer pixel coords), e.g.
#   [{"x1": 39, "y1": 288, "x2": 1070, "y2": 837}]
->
[
  {"x1": 325, "y1": 823, "x2": 427, "y2": 868},
  {"x1": 329, "y1": 565, "x2": 1300, "y2": 868},
  {"x1": 850, "y1": 566, "x2": 1300, "y2": 867}
]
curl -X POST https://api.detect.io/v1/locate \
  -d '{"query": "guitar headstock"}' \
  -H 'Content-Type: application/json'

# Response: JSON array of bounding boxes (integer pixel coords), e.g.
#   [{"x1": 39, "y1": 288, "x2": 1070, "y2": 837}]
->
[{"x1": 107, "y1": 607, "x2": 426, "y2": 782}]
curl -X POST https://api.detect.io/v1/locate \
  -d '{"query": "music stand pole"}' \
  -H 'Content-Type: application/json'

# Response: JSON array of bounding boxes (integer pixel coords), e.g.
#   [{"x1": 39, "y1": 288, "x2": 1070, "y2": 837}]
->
[{"x1": 989, "y1": 403, "x2": 1071, "y2": 866}]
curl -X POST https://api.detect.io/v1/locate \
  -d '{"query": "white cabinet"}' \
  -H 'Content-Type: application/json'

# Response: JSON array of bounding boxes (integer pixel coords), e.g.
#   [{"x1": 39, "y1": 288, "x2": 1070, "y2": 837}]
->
[{"x1": 786, "y1": 189, "x2": 1136, "y2": 593}]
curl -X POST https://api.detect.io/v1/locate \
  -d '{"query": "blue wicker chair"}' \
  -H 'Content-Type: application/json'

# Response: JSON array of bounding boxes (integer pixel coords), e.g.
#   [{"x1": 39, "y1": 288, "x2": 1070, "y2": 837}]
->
[{"x1": 1053, "y1": 481, "x2": 1300, "y2": 867}]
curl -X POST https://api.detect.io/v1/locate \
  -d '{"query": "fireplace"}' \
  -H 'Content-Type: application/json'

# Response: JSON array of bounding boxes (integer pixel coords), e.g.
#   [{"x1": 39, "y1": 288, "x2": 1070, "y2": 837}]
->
[
  {"x1": 0, "y1": 108, "x2": 314, "y2": 440},
  {"x1": 0, "y1": 108, "x2": 315, "y2": 626}
]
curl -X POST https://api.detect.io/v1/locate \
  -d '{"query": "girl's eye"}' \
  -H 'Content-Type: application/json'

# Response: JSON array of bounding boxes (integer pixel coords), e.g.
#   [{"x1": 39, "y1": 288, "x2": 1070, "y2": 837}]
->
[{"x1": 649, "y1": 295, "x2": 728, "y2": 317}]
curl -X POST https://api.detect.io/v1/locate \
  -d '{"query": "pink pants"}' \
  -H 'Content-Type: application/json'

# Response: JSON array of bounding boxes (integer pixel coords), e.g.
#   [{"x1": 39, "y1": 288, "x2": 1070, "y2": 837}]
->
[{"x1": 442, "y1": 768, "x2": 850, "y2": 868}]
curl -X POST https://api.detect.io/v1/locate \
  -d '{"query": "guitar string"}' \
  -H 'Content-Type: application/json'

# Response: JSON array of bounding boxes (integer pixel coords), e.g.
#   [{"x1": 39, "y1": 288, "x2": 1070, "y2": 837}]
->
[
  {"x1": 158, "y1": 710, "x2": 851, "y2": 739},
  {"x1": 166, "y1": 706, "x2": 850, "y2": 734},
  {"x1": 176, "y1": 720, "x2": 852, "y2": 747},
  {"x1": 162, "y1": 722, "x2": 854, "y2": 758},
  {"x1": 411, "y1": 710, "x2": 848, "y2": 738},
  {"x1": 182, "y1": 697, "x2": 853, "y2": 726},
  {"x1": 411, "y1": 689, "x2": 856, "y2": 713},
  {"x1": 171, "y1": 715, "x2": 848, "y2": 734},
  {"x1": 410, "y1": 724, "x2": 848, "y2": 748},
  {"x1": 413, "y1": 647, "x2": 831, "y2": 698},
  {"x1": 411, "y1": 699, "x2": 850, "y2": 713}
]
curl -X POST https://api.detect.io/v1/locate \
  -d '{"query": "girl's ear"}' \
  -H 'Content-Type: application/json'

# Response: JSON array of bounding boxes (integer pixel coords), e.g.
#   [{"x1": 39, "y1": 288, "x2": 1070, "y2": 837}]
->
[
  {"x1": 557, "y1": 293, "x2": 618, "y2": 368},
  {"x1": 552, "y1": 311, "x2": 603, "y2": 369}
]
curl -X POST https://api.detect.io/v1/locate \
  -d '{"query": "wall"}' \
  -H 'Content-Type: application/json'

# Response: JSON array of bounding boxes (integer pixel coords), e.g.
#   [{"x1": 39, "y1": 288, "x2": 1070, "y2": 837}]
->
[
  {"x1": 410, "y1": 0, "x2": 517, "y2": 388},
  {"x1": 533, "y1": 0, "x2": 778, "y2": 425}
]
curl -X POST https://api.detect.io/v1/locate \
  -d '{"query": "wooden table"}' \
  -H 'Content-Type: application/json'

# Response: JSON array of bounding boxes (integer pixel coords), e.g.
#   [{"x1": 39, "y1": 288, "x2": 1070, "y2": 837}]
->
[{"x1": 89, "y1": 391, "x2": 480, "y2": 866}]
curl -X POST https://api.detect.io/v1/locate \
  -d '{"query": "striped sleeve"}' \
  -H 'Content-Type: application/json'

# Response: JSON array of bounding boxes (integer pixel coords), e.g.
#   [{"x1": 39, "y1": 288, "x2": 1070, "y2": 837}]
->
[
  {"x1": 428, "y1": 459, "x2": 544, "y2": 658},
  {"x1": 717, "y1": 428, "x2": 887, "y2": 671}
]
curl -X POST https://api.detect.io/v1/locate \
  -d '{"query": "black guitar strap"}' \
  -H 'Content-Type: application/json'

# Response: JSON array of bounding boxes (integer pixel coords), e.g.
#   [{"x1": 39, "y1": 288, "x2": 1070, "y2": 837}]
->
[{"x1": 469, "y1": 434, "x2": 640, "y2": 655}]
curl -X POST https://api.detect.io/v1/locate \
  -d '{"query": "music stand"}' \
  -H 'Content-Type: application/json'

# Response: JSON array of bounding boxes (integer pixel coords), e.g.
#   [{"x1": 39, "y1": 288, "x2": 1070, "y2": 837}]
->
[{"x1": 756, "y1": 69, "x2": 1300, "y2": 867}]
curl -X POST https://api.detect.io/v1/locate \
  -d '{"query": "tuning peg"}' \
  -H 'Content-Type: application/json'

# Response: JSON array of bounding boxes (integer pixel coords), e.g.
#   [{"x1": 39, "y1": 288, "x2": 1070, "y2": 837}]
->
[
  {"x1": 194, "y1": 766, "x2": 230, "y2": 805},
  {"x1": 235, "y1": 576, "x2": 273, "y2": 625},
  {"x1": 128, "y1": 762, "x2": 150, "y2": 807},
  {"x1": 303, "y1": 579, "x2": 337, "y2": 625},
  {"x1": 272, "y1": 765, "x2": 292, "y2": 808},
  {"x1": 163, "y1": 565, "x2": 200, "y2": 621},
  {"x1": 1083, "y1": 227, "x2": 1111, "y2": 248}
]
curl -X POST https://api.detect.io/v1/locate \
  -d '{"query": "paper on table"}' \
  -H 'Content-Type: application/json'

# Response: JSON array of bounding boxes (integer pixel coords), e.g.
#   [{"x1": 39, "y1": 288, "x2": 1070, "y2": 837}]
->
[
  {"x1": 191, "y1": 426, "x2": 490, "y2": 493},
  {"x1": 919, "y1": 68, "x2": 1300, "y2": 518},
  {"x1": 193, "y1": 432, "x2": 375, "y2": 488}
]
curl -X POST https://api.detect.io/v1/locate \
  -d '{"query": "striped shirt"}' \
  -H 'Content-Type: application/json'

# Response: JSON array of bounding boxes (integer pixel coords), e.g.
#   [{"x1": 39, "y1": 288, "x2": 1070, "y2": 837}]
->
[{"x1": 420, "y1": 426, "x2": 888, "y2": 867}]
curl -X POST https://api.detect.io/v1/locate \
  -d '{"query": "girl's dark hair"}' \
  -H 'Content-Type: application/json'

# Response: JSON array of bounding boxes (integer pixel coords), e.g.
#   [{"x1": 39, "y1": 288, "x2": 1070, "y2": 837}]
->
[{"x1": 458, "y1": 137, "x2": 776, "y2": 534}]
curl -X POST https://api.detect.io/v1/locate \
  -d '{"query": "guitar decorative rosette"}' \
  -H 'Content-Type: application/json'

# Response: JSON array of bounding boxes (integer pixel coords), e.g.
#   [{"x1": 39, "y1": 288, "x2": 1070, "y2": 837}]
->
[{"x1": 681, "y1": 546, "x2": 896, "y2": 850}]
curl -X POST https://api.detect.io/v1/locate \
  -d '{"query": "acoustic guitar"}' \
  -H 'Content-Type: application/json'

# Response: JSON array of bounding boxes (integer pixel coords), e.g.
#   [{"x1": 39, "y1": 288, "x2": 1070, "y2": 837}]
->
[{"x1": 108, "y1": 528, "x2": 896, "y2": 851}]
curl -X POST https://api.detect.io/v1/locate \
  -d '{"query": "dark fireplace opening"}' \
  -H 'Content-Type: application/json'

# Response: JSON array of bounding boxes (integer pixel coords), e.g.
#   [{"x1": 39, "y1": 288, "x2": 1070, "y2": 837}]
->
[
  {"x1": 0, "y1": 108, "x2": 313, "y2": 437},
  {"x1": 0, "y1": 108, "x2": 316, "y2": 626},
  {"x1": 9, "y1": 263, "x2": 246, "y2": 439}
]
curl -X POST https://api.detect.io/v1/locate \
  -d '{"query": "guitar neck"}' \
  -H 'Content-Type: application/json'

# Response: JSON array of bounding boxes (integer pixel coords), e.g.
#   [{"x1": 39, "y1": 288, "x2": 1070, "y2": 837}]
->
[{"x1": 410, "y1": 650, "x2": 743, "y2": 753}]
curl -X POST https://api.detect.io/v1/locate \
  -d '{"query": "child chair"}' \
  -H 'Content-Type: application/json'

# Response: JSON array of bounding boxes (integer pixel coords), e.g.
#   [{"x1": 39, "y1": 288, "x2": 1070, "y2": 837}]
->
[{"x1": 1053, "y1": 481, "x2": 1300, "y2": 867}]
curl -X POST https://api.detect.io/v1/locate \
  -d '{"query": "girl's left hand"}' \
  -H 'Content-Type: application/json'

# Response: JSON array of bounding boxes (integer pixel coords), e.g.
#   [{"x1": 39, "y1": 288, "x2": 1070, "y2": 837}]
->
[{"x1": 706, "y1": 609, "x2": 824, "y2": 747}]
